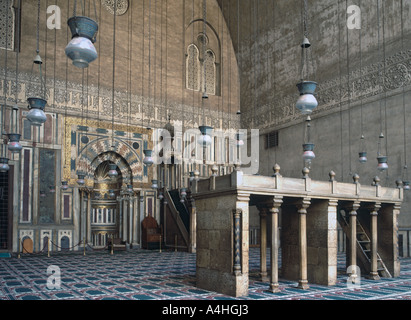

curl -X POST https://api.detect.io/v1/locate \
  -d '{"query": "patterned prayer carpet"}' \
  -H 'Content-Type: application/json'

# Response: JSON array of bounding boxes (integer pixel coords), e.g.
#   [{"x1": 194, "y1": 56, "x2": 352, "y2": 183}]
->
[{"x1": 0, "y1": 248, "x2": 410, "y2": 301}]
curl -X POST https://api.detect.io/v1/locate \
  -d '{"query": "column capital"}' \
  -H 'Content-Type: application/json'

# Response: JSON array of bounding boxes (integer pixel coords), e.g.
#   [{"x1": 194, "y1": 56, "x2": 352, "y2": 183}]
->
[
  {"x1": 257, "y1": 196, "x2": 283, "y2": 215},
  {"x1": 232, "y1": 208, "x2": 242, "y2": 217},
  {"x1": 394, "y1": 203, "x2": 402, "y2": 212},
  {"x1": 257, "y1": 206, "x2": 269, "y2": 217},
  {"x1": 296, "y1": 197, "x2": 311, "y2": 213},
  {"x1": 328, "y1": 199, "x2": 339, "y2": 207},
  {"x1": 236, "y1": 191, "x2": 250, "y2": 203},
  {"x1": 343, "y1": 201, "x2": 361, "y2": 215},
  {"x1": 366, "y1": 202, "x2": 381, "y2": 215}
]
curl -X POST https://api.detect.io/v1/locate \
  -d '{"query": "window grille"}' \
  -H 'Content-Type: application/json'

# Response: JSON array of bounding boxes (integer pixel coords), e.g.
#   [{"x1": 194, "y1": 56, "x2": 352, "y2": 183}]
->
[
  {"x1": 266, "y1": 131, "x2": 279, "y2": 148},
  {"x1": 0, "y1": 1, "x2": 15, "y2": 50}
]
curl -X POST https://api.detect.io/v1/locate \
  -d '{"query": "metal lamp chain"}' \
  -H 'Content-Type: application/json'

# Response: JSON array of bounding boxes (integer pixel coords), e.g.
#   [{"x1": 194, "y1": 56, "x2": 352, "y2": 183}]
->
[
  {"x1": 15, "y1": 0, "x2": 21, "y2": 104},
  {"x1": 202, "y1": 0, "x2": 207, "y2": 95},
  {"x1": 111, "y1": 0, "x2": 117, "y2": 148},
  {"x1": 303, "y1": 0, "x2": 309, "y2": 37},
  {"x1": 36, "y1": 0, "x2": 40, "y2": 54},
  {"x1": 35, "y1": 0, "x2": 45, "y2": 98}
]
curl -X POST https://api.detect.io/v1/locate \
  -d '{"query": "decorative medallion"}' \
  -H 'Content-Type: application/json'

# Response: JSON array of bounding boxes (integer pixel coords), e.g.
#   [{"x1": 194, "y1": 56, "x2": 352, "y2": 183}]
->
[
  {"x1": 384, "y1": 63, "x2": 410, "y2": 90},
  {"x1": 101, "y1": 0, "x2": 129, "y2": 16}
]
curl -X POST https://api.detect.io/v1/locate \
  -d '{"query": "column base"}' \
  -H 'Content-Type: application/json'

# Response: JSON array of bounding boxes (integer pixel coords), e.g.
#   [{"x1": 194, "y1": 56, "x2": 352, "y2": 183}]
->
[
  {"x1": 297, "y1": 280, "x2": 310, "y2": 290},
  {"x1": 269, "y1": 283, "x2": 281, "y2": 293},
  {"x1": 260, "y1": 272, "x2": 269, "y2": 282},
  {"x1": 367, "y1": 272, "x2": 380, "y2": 280}
]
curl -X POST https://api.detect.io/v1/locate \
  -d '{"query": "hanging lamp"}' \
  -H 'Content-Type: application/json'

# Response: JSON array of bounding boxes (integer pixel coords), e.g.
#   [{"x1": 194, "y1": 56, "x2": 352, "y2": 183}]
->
[
  {"x1": 189, "y1": 171, "x2": 195, "y2": 182},
  {"x1": 143, "y1": 149, "x2": 154, "y2": 167},
  {"x1": 295, "y1": 0, "x2": 318, "y2": 115},
  {"x1": 377, "y1": 155, "x2": 388, "y2": 172},
  {"x1": 77, "y1": 172, "x2": 86, "y2": 186},
  {"x1": 141, "y1": 0, "x2": 154, "y2": 168},
  {"x1": 302, "y1": 116, "x2": 315, "y2": 165},
  {"x1": 0, "y1": 0, "x2": 11, "y2": 170},
  {"x1": 235, "y1": 132, "x2": 244, "y2": 147},
  {"x1": 357, "y1": 3, "x2": 367, "y2": 166},
  {"x1": 402, "y1": 165, "x2": 410, "y2": 191},
  {"x1": 0, "y1": 158, "x2": 10, "y2": 173},
  {"x1": 359, "y1": 135, "x2": 367, "y2": 163},
  {"x1": 61, "y1": 181, "x2": 69, "y2": 191},
  {"x1": 359, "y1": 151, "x2": 367, "y2": 164},
  {"x1": 180, "y1": 187, "x2": 187, "y2": 203},
  {"x1": 375, "y1": 1, "x2": 389, "y2": 174},
  {"x1": 108, "y1": 163, "x2": 118, "y2": 179},
  {"x1": 9, "y1": 2, "x2": 23, "y2": 153},
  {"x1": 151, "y1": 179, "x2": 158, "y2": 189},
  {"x1": 65, "y1": 0, "x2": 99, "y2": 68},
  {"x1": 194, "y1": 169, "x2": 200, "y2": 181},
  {"x1": 302, "y1": 143, "x2": 315, "y2": 162},
  {"x1": 7, "y1": 108, "x2": 22, "y2": 153},
  {"x1": 27, "y1": 0, "x2": 47, "y2": 127},
  {"x1": 198, "y1": 125, "x2": 213, "y2": 147},
  {"x1": 198, "y1": 0, "x2": 213, "y2": 148},
  {"x1": 377, "y1": 133, "x2": 388, "y2": 172}
]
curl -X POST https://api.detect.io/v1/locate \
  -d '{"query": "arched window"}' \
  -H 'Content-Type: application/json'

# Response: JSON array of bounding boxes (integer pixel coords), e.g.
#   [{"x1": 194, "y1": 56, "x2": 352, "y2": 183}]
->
[
  {"x1": 186, "y1": 31, "x2": 220, "y2": 96},
  {"x1": 186, "y1": 44, "x2": 200, "y2": 91},
  {"x1": 202, "y1": 50, "x2": 216, "y2": 95}
]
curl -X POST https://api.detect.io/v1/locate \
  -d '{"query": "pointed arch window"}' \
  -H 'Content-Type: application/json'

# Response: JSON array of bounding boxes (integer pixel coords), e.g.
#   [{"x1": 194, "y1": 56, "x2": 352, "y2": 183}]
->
[
  {"x1": 186, "y1": 44, "x2": 200, "y2": 92},
  {"x1": 186, "y1": 32, "x2": 219, "y2": 96},
  {"x1": 202, "y1": 49, "x2": 216, "y2": 96}
]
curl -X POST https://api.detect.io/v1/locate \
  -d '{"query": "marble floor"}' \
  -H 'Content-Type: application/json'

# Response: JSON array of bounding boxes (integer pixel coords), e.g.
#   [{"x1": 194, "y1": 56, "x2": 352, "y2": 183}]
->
[{"x1": 0, "y1": 247, "x2": 410, "y2": 300}]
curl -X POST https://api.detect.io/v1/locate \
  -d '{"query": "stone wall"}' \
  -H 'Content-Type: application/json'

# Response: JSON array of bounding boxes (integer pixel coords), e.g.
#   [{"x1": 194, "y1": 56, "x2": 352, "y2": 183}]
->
[
  {"x1": 2, "y1": 0, "x2": 240, "y2": 132},
  {"x1": 220, "y1": 0, "x2": 411, "y2": 232}
]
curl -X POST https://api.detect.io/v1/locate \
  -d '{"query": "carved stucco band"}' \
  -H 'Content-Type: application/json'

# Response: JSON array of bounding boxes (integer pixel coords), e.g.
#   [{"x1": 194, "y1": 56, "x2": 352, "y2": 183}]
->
[
  {"x1": 244, "y1": 49, "x2": 411, "y2": 130},
  {"x1": 0, "y1": 68, "x2": 239, "y2": 132}
]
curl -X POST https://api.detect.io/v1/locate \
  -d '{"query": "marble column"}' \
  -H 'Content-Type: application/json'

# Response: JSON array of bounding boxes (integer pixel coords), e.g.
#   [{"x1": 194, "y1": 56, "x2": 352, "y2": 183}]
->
[
  {"x1": 257, "y1": 206, "x2": 268, "y2": 282},
  {"x1": 79, "y1": 190, "x2": 84, "y2": 242},
  {"x1": 368, "y1": 203, "x2": 381, "y2": 280},
  {"x1": 139, "y1": 192, "x2": 145, "y2": 245},
  {"x1": 118, "y1": 197, "x2": 123, "y2": 238},
  {"x1": 87, "y1": 192, "x2": 91, "y2": 244},
  {"x1": 189, "y1": 195, "x2": 197, "y2": 254},
  {"x1": 297, "y1": 198, "x2": 310, "y2": 290},
  {"x1": 133, "y1": 196, "x2": 139, "y2": 247},
  {"x1": 123, "y1": 197, "x2": 128, "y2": 243},
  {"x1": 129, "y1": 197, "x2": 133, "y2": 245},
  {"x1": 268, "y1": 196, "x2": 283, "y2": 293},
  {"x1": 348, "y1": 202, "x2": 360, "y2": 279}
]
